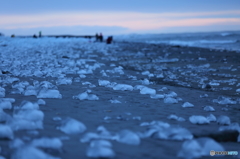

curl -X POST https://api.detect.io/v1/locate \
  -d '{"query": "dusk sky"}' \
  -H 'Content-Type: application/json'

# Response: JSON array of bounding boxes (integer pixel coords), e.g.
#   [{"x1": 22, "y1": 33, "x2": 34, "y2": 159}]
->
[{"x1": 1, "y1": 0, "x2": 240, "y2": 36}]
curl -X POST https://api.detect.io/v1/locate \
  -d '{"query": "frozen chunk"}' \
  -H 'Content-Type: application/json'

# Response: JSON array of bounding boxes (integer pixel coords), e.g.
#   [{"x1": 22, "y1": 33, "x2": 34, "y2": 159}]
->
[
  {"x1": 37, "y1": 90, "x2": 62, "y2": 99},
  {"x1": 182, "y1": 102, "x2": 194, "y2": 108},
  {"x1": 116, "y1": 130, "x2": 140, "y2": 145},
  {"x1": 59, "y1": 118, "x2": 86, "y2": 134},
  {"x1": 140, "y1": 87, "x2": 156, "y2": 95},
  {"x1": 113, "y1": 84, "x2": 133, "y2": 91},
  {"x1": 164, "y1": 97, "x2": 178, "y2": 104},
  {"x1": 189, "y1": 115, "x2": 209, "y2": 124},
  {"x1": 217, "y1": 115, "x2": 231, "y2": 125},
  {"x1": 0, "y1": 124, "x2": 14, "y2": 139}
]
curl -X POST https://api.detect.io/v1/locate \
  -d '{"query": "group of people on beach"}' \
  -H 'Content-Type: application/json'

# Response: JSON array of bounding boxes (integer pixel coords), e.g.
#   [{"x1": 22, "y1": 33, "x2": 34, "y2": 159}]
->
[{"x1": 95, "y1": 33, "x2": 113, "y2": 44}]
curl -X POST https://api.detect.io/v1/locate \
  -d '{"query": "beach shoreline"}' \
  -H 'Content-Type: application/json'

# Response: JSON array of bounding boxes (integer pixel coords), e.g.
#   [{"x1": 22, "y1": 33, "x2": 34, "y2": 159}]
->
[{"x1": 0, "y1": 39, "x2": 239, "y2": 159}]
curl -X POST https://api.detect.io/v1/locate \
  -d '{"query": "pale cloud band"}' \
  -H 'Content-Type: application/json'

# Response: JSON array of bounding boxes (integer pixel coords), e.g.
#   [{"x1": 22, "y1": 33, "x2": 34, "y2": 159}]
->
[{"x1": 1, "y1": 10, "x2": 240, "y2": 34}]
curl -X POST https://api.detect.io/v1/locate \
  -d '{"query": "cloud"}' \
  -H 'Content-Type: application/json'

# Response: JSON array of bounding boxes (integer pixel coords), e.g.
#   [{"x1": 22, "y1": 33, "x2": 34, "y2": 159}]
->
[{"x1": 1, "y1": 10, "x2": 240, "y2": 34}]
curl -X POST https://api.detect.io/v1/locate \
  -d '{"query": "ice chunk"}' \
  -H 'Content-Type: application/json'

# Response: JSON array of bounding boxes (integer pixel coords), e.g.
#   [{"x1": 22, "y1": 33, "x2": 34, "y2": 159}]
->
[
  {"x1": 167, "y1": 114, "x2": 186, "y2": 122},
  {"x1": 56, "y1": 77, "x2": 72, "y2": 85},
  {"x1": 0, "y1": 98, "x2": 15, "y2": 103},
  {"x1": 203, "y1": 106, "x2": 215, "y2": 112},
  {"x1": 219, "y1": 123, "x2": 240, "y2": 132},
  {"x1": 167, "y1": 114, "x2": 178, "y2": 120},
  {"x1": 206, "y1": 114, "x2": 216, "y2": 122},
  {"x1": 87, "y1": 140, "x2": 115, "y2": 158},
  {"x1": 142, "y1": 78, "x2": 150, "y2": 85},
  {"x1": 0, "y1": 101, "x2": 12, "y2": 109},
  {"x1": 14, "y1": 109, "x2": 44, "y2": 121},
  {"x1": 116, "y1": 130, "x2": 140, "y2": 145},
  {"x1": 9, "y1": 119, "x2": 43, "y2": 131},
  {"x1": 37, "y1": 89, "x2": 62, "y2": 99},
  {"x1": 24, "y1": 89, "x2": 38, "y2": 96},
  {"x1": 9, "y1": 138, "x2": 25, "y2": 148},
  {"x1": 150, "y1": 94, "x2": 164, "y2": 99},
  {"x1": 132, "y1": 116, "x2": 141, "y2": 120},
  {"x1": 165, "y1": 91, "x2": 178, "y2": 98},
  {"x1": 178, "y1": 138, "x2": 224, "y2": 159},
  {"x1": 200, "y1": 94, "x2": 208, "y2": 98},
  {"x1": 134, "y1": 85, "x2": 146, "y2": 90},
  {"x1": 0, "y1": 109, "x2": 11, "y2": 122},
  {"x1": 113, "y1": 84, "x2": 133, "y2": 91},
  {"x1": 140, "y1": 87, "x2": 156, "y2": 95},
  {"x1": 140, "y1": 121, "x2": 191, "y2": 140},
  {"x1": 0, "y1": 87, "x2": 5, "y2": 98},
  {"x1": 11, "y1": 146, "x2": 60, "y2": 159},
  {"x1": 236, "y1": 89, "x2": 240, "y2": 93},
  {"x1": 80, "y1": 132, "x2": 100, "y2": 143},
  {"x1": 153, "y1": 126, "x2": 193, "y2": 140},
  {"x1": 0, "y1": 156, "x2": 5, "y2": 159},
  {"x1": 0, "y1": 124, "x2": 14, "y2": 139},
  {"x1": 164, "y1": 97, "x2": 178, "y2": 104},
  {"x1": 98, "y1": 80, "x2": 111, "y2": 87},
  {"x1": 109, "y1": 99, "x2": 121, "y2": 103},
  {"x1": 20, "y1": 101, "x2": 39, "y2": 109},
  {"x1": 31, "y1": 137, "x2": 62, "y2": 149},
  {"x1": 189, "y1": 115, "x2": 209, "y2": 124},
  {"x1": 182, "y1": 102, "x2": 194, "y2": 108},
  {"x1": 142, "y1": 71, "x2": 150, "y2": 75},
  {"x1": 59, "y1": 118, "x2": 86, "y2": 134},
  {"x1": 9, "y1": 109, "x2": 44, "y2": 131},
  {"x1": 37, "y1": 99, "x2": 46, "y2": 105},
  {"x1": 77, "y1": 69, "x2": 93, "y2": 74},
  {"x1": 213, "y1": 96, "x2": 237, "y2": 105},
  {"x1": 217, "y1": 115, "x2": 231, "y2": 125},
  {"x1": 53, "y1": 117, "x2": 62, "y2": 121},
  {"x1": 73, "y1": 91, "x2": 99, "y2": 100}
]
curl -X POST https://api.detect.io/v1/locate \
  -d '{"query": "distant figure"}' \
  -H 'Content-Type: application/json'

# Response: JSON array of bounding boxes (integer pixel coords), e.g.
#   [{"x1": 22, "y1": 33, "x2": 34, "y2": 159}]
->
[
  {"x1": 33, "y1": 34, "x2": 38, "y2": 38},
  {"x1": 95, "y1": 33, "x2": 99, "y2": 42},
  {"x1": 99, "y1": 33, "x2": 103, "y2": 42},
  {"x1": 11, "y1": 34, "x2": 15, "y2": 38},
  {"x1": 106, "y1": 36, "x2": 113, "y2": 44},
  {"x1": 39, "y1": 31, "x2": 42, "y2": 38}
]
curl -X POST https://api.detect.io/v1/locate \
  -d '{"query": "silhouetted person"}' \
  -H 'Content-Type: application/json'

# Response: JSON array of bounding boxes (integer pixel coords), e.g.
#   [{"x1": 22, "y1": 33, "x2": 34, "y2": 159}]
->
[
  {"x1": 106, "y1": 36, "x2": 113, "y2": 44},
  {"x1": 99, "y1": 33, "x2": 103, "y2": 42},
  {"x1": 39, "y1": 31, "x2": 42, "y2": 38},
  {"x1": 95, "y1": 33, "x2": 99, "y2": 42},
  {"x1": 33, "y1": 34, "x2": 38, "y2": 38}
]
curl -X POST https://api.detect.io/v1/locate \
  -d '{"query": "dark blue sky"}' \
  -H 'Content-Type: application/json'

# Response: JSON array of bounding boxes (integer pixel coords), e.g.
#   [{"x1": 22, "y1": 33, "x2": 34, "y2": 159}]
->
[{"x1": 1, "y1": 0, "x2": 240, "y2": 35}]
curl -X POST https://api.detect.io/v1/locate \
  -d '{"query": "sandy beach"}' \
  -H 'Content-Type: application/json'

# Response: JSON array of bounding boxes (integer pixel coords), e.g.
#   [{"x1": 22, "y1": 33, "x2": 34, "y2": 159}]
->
[{"x1": 0, "y1": 38, "x2": 239, "y2": 159}]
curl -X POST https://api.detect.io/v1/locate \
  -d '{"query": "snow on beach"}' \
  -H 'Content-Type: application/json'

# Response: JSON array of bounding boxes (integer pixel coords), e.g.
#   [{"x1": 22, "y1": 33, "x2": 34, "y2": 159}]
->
[{"x1": 0, "y1": 36, "x2": 240, "y2": 159}]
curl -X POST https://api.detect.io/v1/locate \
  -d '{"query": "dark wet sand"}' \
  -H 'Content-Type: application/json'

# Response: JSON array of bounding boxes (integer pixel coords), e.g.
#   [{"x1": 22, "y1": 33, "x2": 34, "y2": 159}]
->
[{"x1": 1, "y1": 41, "x2": 240, "y2": 159}]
